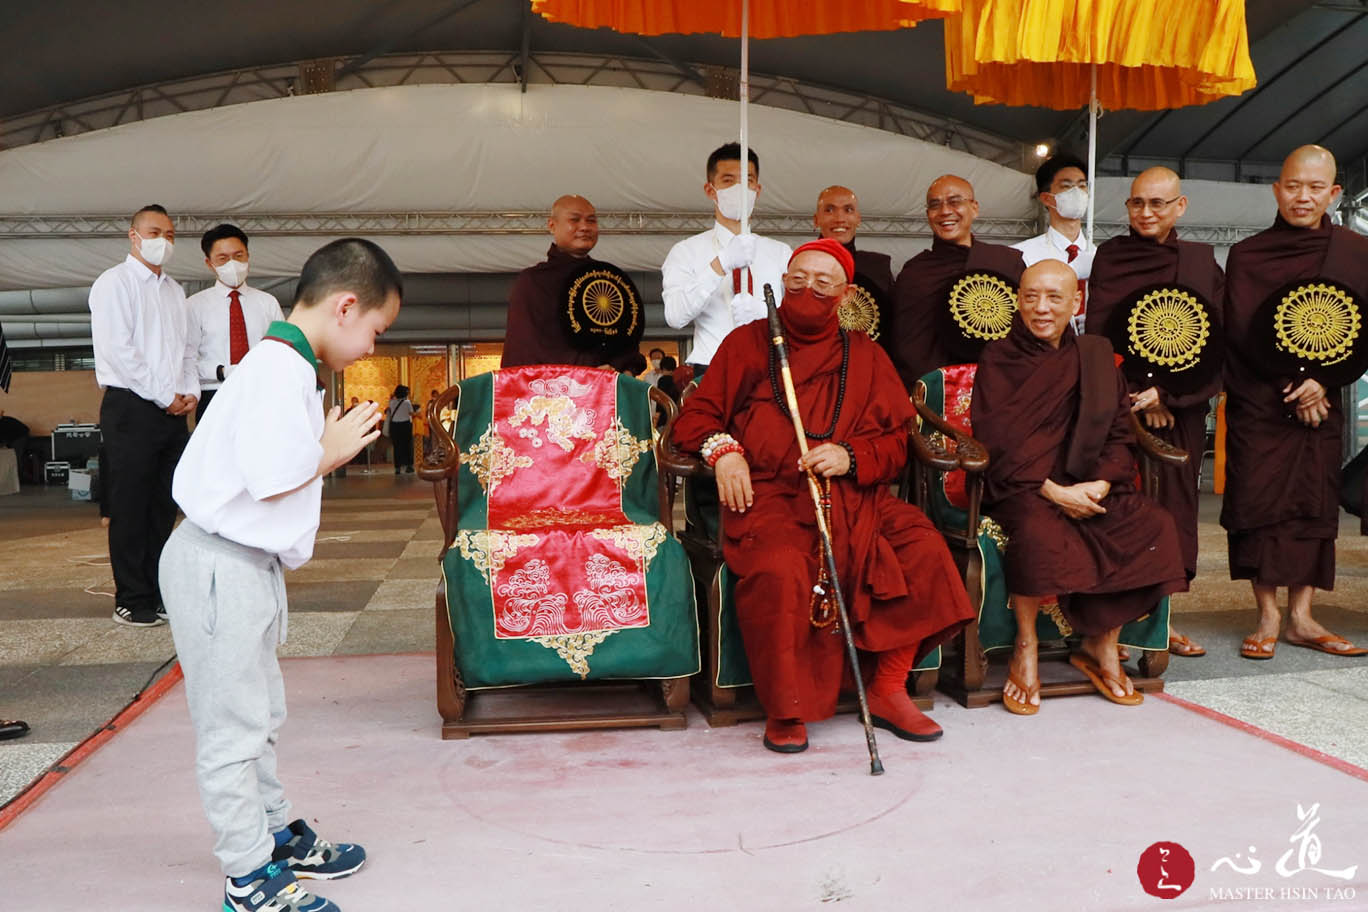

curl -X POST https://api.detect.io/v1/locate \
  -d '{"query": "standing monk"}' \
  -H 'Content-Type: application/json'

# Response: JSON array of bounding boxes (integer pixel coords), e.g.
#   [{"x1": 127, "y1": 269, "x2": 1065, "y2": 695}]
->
[
  {"x1": 813, "y1": 186, "x2": 893, "y2": 336},
  {"x1": 1086, "y1": 167, "x2": 1223, "y2": 658},
  {"x1": 501, "y1": 195, "x2": 641, "y2": 371},
  {"x1": 973, "y1": 261, "x2": 1187, "y2": 713},
  {"x1": 1222, "y1": 145, "x2": 1367, "y2": 659},
  {"x1": 890, "y1": 175, "x2": 1025, "y2": 389},
  {"x1": 672, "y1": 239, "x2": 974, "y2": 752}
]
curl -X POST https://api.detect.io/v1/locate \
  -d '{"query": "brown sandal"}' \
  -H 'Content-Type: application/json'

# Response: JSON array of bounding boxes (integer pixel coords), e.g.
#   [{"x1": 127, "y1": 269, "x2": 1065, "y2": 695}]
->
[
  {"x1": 1069, "y1": 653, "x2": 1143, "y2": 706},
  {"x1": 1002, "y1": 673, "x2": 1039, "y2": 715},
  {"x1": 1240, "y1": 635, "x2": 1276, "y2": 660},
  {"x1": 1168, "y1": 633, "x2": 1206, "y2": 657}
]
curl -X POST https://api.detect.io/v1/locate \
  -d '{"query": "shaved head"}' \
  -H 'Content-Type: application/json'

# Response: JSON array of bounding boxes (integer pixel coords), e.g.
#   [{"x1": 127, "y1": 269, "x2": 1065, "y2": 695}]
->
[
  {"x1": 1018, "y1": 260, "x2": 1080, "y2": 348},
  {"x1": 813, "y1": 185, "x2": 861, "y2": 242},
  {"x1": 1274, "y1": 145, "x2": 1341, "y2": 228},
  {"x1": 1126, "y1": 167, "x2": 1186, "y2": 242},
  {"x1": 547, "y1": 195, "x2": 598, "y2": 256},
  {"x1": 925, "y1": 174, "x2": 978, "y2": 246}
]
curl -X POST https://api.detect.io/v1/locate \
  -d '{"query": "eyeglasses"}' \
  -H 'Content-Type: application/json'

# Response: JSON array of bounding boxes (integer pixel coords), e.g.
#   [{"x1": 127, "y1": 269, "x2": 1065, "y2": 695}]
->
[
  {"x1": 1124, "y1": 196, "x2": 1182, "y2": 212},
  {"x1": 926, "y1": 196, "x2": 974, "y2": 213},
  {"x1": 782, "y1": 275, "x2": 845, "y2": 297}
]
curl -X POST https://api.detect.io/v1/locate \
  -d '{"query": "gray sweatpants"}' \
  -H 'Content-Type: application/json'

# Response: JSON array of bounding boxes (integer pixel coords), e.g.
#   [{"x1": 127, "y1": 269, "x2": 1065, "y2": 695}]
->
[{"x1": 159, "y1": 519, "x2": 292, "y2": 878}]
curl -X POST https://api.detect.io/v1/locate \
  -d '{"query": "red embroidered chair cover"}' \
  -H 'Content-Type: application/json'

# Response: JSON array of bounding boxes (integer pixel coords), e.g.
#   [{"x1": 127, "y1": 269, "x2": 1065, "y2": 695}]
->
[{"x1": 441, "y1": 366, "x2": 699, "y2": 688}]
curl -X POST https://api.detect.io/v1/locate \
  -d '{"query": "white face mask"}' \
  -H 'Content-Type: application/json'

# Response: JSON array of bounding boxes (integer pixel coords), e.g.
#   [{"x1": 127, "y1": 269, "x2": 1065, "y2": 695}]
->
[
  {"x1": 714, "y1": 184, "x2": 757, "y2": 221},
  {"x1": 1051, "y1": 186, "x2": 1089, "y2": 221},
  {"x1": 215, "y1": 259, "x2": 249, "y2": 288},
  {"x1": 137, "y1": 233, "x2": 174, "y2": 267},
  {"x1": 649, "y1": 358, "x2": 661, "y2": 370}
]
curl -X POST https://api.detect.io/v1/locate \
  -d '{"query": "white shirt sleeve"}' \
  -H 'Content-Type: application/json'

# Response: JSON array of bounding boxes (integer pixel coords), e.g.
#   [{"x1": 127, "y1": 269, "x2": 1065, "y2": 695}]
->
[
  {"x1": 662, "y1": 239, "x2": 729, "y2": 330},
  {"x1": 89, "y1": 271, "x2": 169, "y2": 408},
  {"x1": 235, "y1": 371, "x2": 324, "y2": 501},
  {"x1": 192, "y1": 295, "x2": 220, "y2": 386},
  {"x1": 178, "y1": 293, "x2": 200, "y2": 399}
]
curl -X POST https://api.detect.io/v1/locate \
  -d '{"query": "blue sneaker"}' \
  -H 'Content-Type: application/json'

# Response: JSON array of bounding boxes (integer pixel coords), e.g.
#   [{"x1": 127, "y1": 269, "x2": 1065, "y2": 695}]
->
[
  {"x1": 223, "y1": 862, "x2": 338, "y2": 911},
  {"x1": 272, "y1": 819, "x2": 366, "y2": 880}
]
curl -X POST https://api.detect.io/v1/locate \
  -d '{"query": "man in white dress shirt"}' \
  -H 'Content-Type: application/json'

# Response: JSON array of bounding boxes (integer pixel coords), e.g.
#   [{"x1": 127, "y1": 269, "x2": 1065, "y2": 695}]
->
[
  {"x1": 188, "y1": 224, "x2": 285, "y2": 421},
  {"x1": 89, "y1": 204, "x2": 199, "y2": 627},
  {"x1": 1012, "y1": 154, "x2": 1096, "y2": 333},
  {"x1": 662, "y1": 142, "x2": 792, "y2": 375}
]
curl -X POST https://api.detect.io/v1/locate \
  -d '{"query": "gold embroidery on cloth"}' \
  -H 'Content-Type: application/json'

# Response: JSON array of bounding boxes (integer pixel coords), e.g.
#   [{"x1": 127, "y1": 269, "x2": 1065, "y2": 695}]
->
[
  {"x1": 589, "y1": 523, "x2": 668, "y2": 566},
  {"x1": 580, "y1": 416, "x2": 651, "y2": 484},
  {"x1": 530, "y1": 631, "x2": 616, "y2": 678},
  {"x1": 978, "y1": 516, "x2": 1008, "y2": 553},
  {"x1": 499, "y1": 508, "x2": 624, "y2": 530},
  {"x1": 1041, "y1": 598, "x2": 1073, "y2": 637},
  {"x1": 461, "y1": 427, "x2": 533, "y2": 494},
  {"x1": 453, "y1": 530, "x2": 539, "y2": 581},
  {"x1": 507, "y1": 377, "x2": 598, "y2": 452}
]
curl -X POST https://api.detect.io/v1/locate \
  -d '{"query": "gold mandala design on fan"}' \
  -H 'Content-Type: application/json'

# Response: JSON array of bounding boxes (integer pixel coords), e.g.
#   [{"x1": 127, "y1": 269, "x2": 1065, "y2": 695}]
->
[
  {"x1": 837, "y1": 284, "x2": 880, "y2": 339},
  {"x1": 948, "y1": 273, "x2": 1016, "y2": 341},
  {"x1": 1127, "y1": 288, "x2": 1209, "y2": 370},
  {"x1": 1274, "y1": 283, "x2": 1361, "y2": 365},
  {"x1": 567, "y1": 269, "x2": 638, "y2": 333}
]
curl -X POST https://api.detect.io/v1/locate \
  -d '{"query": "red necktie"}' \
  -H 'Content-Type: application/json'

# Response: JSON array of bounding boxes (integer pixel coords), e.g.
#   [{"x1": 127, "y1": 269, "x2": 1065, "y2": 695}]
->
[
  {"x1": 1066, "y1": 244, "x2": 1079, "y2": 263},
  {"x1": 731, "y1": 268, "x2": 754, "y2": 296},
  {"x1": 228, "y1": 289, "x2": 248, "y2": 364}
]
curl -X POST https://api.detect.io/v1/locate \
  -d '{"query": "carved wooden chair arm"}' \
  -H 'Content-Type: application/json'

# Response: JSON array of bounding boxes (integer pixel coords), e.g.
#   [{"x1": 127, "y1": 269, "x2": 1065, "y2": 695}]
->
[
  {"x1": 1129, "y1": 411, "x2": 1189, "y2": 467},
  {"x1": 419, "y1": 385, "x2": 462, "y2": 556},
  {"x1": 912, "y1": 396, "x2": 990, "y2": 474}
]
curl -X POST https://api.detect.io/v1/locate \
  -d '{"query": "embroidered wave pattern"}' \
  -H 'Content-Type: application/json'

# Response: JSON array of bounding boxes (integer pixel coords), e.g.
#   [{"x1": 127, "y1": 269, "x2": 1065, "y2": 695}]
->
[
  {"x1": 494, "y1": 559, "x2": 569, "y2": 636},
  {"x1": 571, "y1": 553, "x2": 648, "y2": 629}
]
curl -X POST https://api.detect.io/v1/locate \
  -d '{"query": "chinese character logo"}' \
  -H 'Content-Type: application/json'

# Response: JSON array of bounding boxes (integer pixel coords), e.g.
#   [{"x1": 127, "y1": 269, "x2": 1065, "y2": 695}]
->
[{"x1": 1138, "y1": 841, "x2": 1195, "y2": 899}]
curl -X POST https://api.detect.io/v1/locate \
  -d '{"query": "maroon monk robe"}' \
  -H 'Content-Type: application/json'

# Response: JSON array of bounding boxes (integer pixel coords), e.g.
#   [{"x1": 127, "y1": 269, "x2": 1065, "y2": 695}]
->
[
  {"x1": 1221, "y1": 215, "x2": 1368, "y2": 589},
  {"x1": 500, "y1": 244, "x2": 641, "y2": 371},
  {"x1": 672, "y1": 319, "x2": 973, "y2": 722},
  {"x1": 889, "y1": 236, "x2": 1026, "y2": 390},
  {"x1": 971, "y1": 316, "x2": 1187, "y2": 635},
  {"x1": 1085, "y1": 228, "x2": 1224, "y2": 580}
]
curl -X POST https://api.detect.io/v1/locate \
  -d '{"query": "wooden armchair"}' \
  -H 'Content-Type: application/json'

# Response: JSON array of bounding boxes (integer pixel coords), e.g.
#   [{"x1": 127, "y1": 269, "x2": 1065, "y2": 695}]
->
[
  {"x1": 658, "y1": 383, "x2": 942, "y2": 726},
  {"x1": 910, "y1": 365, "x2": 1184, "y2": 708},
  {"x1": 419, "y1": 366, "x2": 698, "y2": 739}
]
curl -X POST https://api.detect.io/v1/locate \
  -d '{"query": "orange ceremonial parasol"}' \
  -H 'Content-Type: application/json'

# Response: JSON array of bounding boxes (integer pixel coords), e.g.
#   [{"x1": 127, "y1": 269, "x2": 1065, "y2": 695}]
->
[
  {"x1": 532, "y1": 0, "x2": 962, "y2": 245},
  {"x1": 943, "y1": 0, "x2": 1257, "y2": 237}
]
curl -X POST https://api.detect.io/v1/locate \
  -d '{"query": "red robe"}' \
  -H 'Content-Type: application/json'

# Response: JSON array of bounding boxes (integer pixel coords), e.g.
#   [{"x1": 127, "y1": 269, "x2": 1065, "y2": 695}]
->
[
  {"x1": 890, "y1": 236, "x2": 1026, "y2": 390},
  {"x1": 1221, "y1": 215, "x2": 1367, "y2": 589},
  {"x1": 1085, "y1": 228, "x2": 1224, "y2": 580},
  {"x1": 672, "y1": 321, "x2": 973, "y2": 721},
  {"x1": 500, "y1": 244, "x2": 640, "y2": 371},
  {"x1": 972, "y1": 317, "x2": 1187, "y2": 635}
]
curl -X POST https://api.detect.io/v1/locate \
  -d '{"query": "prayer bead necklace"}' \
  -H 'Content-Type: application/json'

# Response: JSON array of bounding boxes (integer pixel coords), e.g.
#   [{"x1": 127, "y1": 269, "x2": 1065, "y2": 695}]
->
[{"x1": 767, "y1": 329, "x2": 850, "y2": 440}]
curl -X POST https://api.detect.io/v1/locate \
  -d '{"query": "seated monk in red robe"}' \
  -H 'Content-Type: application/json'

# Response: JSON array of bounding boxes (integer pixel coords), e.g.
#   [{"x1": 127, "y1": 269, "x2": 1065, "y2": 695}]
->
[
  {"x1": 971, "y1": 260, "x2": 1187, "y2": 714},
  {"x1": 672, "y1": 239, "x2": 974, "y2": 753}
]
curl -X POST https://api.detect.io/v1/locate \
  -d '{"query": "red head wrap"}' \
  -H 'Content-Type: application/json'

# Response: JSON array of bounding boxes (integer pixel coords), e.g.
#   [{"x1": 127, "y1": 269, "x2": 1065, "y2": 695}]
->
[{"x1": 788, "y1": 238, "x2": 855, "y2": 282}]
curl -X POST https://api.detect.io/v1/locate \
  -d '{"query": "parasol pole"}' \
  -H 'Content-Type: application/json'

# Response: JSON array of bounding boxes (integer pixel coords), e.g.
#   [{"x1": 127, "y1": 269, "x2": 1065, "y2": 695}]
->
[
  {"x1": 1086, "y1": 63, "x2": 1097, "y2": 244},
  {"x1": 737, "y1": 0, "x2": 751, "y2": 299},
  {"x1": 763, "y1": 283, "x2": 885, "y2": 777}
]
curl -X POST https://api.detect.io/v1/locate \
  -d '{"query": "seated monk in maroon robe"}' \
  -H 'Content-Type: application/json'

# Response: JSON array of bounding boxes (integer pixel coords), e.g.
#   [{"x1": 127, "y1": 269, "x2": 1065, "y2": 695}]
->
[
  {"x1": 889, "y1": 174, "x2": 1026, "y2": 390},
  {"x1": 500, "y1": 194, "x2": 641, "y2": 371},
  {"x1": 972, "y1": 260, "x2": 1187, "y2": 714},
  {"x1": 673, "y1": 239, "x2": 974, "y2": 753},
  {"x1": 1086, "y1": 166, "x2": 1224, "y2": 659},
  {"x1": 1222, "y1": 144, "x2": 1368, "y2": 659}
]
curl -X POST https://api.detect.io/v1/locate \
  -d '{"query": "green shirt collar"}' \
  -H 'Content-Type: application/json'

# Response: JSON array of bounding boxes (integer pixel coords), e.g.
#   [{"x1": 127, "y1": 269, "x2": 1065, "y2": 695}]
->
[{"x1": 263, "y1": 321, "x2": 319, "y2": 372}]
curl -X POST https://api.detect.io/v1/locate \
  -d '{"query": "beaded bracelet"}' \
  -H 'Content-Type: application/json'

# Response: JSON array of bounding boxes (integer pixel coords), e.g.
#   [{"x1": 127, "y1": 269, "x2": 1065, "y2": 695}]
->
[
  {"x1": 701, "y1": 432, "x2": 744, "y2": 467},
  {"x1": 837, "y1": 441, "x2": 858, "y2": 478}
]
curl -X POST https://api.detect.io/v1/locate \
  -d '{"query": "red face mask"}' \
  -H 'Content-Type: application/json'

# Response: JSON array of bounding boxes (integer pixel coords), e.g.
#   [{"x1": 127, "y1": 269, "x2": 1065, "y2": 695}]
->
[{"x1": 779, "y1": 285, "x2": 840, "y2": 343}]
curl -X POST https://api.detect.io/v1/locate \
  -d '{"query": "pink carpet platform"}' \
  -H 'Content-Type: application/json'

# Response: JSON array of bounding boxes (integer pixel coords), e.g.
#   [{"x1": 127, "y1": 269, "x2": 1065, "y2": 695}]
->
[{"x1": 5, "y1": 654, "x2": 1368, "y2": 910}]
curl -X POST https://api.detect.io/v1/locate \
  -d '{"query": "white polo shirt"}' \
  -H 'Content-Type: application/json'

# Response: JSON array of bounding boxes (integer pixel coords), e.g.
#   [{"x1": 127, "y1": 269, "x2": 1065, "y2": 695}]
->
[
  {"x1": 187, "y1": 281, "x2": 285, "y2": 391},
  {"x1": 89, "y1": 254, "x2": 198, "y2": 408},
  {"x1": 662, "y1": 222, "x2": 791, "y2": 366},
  {"x1": 172, "y1": 321, "x2": 325, "y2": 569}
]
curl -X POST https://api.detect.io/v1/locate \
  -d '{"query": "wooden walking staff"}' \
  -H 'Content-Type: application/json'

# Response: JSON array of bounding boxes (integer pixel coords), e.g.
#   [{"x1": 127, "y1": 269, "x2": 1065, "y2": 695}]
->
[{"x1": 763, "y1": 283, "x2": 884, "y2": 777}]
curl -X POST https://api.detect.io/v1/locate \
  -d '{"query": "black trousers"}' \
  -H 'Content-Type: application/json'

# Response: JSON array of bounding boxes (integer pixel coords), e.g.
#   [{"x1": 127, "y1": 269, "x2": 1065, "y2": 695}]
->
[
  {"x1": 100, "y1": 387, "x2": 188, "y2": 612},
  {"x1": 194, "y1": 388, "x2": 218, "y2": 422},
  {"x1": 391, "y1": 420, "x2": 413, "y2": 470}
]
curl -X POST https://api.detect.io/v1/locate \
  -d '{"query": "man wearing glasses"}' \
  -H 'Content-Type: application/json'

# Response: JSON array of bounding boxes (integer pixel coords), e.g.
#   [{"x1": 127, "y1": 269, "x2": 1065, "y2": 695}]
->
[
  {"x1": 1014, "y1": 154, "x2": 1095, "y2": 334},
  {"x1": 890, "y1": 174, "x2": 1025, "y2": 389},
  {"x1": 1085, "y1": 167, "x2": 1225, "y2": 659}
]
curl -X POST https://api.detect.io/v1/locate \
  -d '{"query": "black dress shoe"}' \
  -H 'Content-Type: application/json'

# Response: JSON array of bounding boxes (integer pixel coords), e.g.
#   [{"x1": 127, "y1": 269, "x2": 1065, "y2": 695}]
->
[{"x1": 0, "y1": 719, "x2": 30, "y2": 741}]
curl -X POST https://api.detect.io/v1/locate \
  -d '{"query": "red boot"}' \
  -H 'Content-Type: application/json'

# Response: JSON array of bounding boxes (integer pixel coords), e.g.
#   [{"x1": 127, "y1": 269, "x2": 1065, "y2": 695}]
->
[
  {"x1": 867, "y1": 645, "x2": 942, "y2": 742},
  {"x1": 763, "y1": 717, "x2": 809, "y2": 753}
]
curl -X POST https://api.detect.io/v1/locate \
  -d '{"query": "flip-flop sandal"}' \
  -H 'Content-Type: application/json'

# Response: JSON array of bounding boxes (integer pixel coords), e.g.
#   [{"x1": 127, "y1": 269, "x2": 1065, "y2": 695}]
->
[
  {"x1": 1117, "y1": 645, "x2": 1132, "y2": 662},
  {"x1": 1169, "y1": 633, "x2": 1206, "y2": 657},
  {"x1": 1069, "y1": 653, "x2": 1144, "y2": 706},
  {"x1": 1283, "y1": 634, "x2": 1368, "y2": 657},
  {"x1": 1240, "y1": 635, "x2": 1276, "y2": 660},
  {"x1": 1002, "y1": 672, "x2": 1039, "y2": 715}
]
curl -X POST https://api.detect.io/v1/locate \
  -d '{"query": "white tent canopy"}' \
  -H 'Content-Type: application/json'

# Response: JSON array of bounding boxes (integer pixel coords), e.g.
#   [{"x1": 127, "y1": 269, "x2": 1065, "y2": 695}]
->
[{"x1": 0, "y1": 82, "x2": 1036, "y2": 292}]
